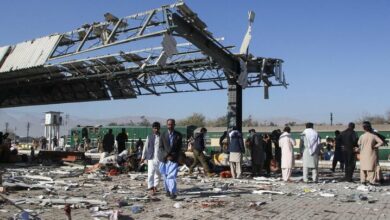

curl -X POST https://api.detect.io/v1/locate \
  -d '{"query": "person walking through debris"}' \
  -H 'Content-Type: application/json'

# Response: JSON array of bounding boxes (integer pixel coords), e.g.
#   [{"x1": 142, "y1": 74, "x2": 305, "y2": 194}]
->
[
  {"x1": 141, "y1": 122, "x2": 162, "y2": 195},
  {"x1": 331, "y1": 130, "x2": 344, "y2": 172},
  {"x1": 247, "y1": 129, "x2": 265, "y2": 177},
  {"x1": 189, "y1": 128, "x2": 215, "y2": 177},
  {"x1": 116, "y1": 128, "x2": 128, "y2": 154},
  {"x1": 228, "y1": 127, "x2": 245, "y2": 179},
  {"x1": 300, "y1": 123, "x2": 321, "y2": 183},
  {"x1": 103, "y1": 129, "x2": 115, "y2": 154},
  {"x1": 358, "y1": 121, "x2": 383, "y2": 185},
  {"x1": 158, "y1": 119, "x2": 182, "y2": 200},
  {"x1": 339, "y1": 122, "x2": 359, "y2": 182},
  {"x1": 279, "y1": 126, "x2": 296, "y2": 182},
  {"x1": 263, "y1": 133, "x2": 273, "y2": 176}
]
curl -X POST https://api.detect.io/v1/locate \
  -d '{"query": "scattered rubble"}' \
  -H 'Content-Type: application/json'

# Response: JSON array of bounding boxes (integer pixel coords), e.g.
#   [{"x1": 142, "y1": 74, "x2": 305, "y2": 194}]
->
[{"x1": 1, "y1": 154, "x2": 390, "y2": 219}]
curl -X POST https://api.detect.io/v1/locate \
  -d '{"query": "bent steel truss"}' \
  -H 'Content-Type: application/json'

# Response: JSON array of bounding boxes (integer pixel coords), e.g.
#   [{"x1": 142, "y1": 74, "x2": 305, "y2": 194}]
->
[{"x1": 0, "y1": 2, "x2": 286, "y2": 108}]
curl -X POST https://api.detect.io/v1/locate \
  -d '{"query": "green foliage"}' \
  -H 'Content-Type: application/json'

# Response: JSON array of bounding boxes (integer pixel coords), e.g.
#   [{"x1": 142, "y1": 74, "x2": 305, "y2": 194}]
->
[
  {"x1": 206, "y1": 115, "x2": 227, "y2": 127},
  {"x1": 177, "y1": 113, "x2": 206, "y2": 127},
  {"x1": 138, "y1": 116, "x2": 151, "y2": 126},
  {"x1": 242, "y1": 115, "x2": 259, "y2": 127}
]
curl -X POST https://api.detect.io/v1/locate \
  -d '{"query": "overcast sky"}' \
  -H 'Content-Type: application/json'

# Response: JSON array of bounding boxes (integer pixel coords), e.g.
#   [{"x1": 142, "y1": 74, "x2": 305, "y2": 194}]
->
[{"x1": 0, "y1": 0, "x2": 389, "y2": 125}]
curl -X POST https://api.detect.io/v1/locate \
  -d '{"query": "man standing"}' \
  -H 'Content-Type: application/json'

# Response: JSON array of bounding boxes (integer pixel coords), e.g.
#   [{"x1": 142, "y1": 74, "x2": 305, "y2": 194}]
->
[
  {"x1": 53, "y1": 136, "x2": 58, "y2": 149},
  {"x1": 279, "y1": 126, "x2": 296, "y2": 182},
  {"x1": 331, "y1": 130, "x2": 344, "y2": 172},
  {"x1": 189, "y1": 128, "x2": 215, "y2": 177},
  {"x1": 271, "y1": 129, "x2": 282, "y2": 171},
  {"x1": 158, "y1": 119, "x2": 182, "y2": 200},
  {"x1": 116, "y1": 128, "x2": 128, "y2": 154},
  {"x1": 141, "y1": 122, "x2": 162, "y2": 195},
  {"x1": 358, "y1": 121, "x2": 383, "y2": 185},
  {"x1": 228, "y1": 127, "x2": 245, "y2": 179},
  {"x1": 41, "y1": 137, "x2": 47, "y2": 150},
  {"x1": 103, "y1": 129, "x2": 115, "y2": 154},
  {"x1": 248, "y1": 129, "x2": 265, "y2": 177},
  {"x1": 300, "y1": 123, "x2": 321, "y2": 183},
  {"x1": 340, "y1": 122, "x2": 359, "y2": 182},
  {"x1": 263, "y1": 134, "x2": 273, "y2": 176}
]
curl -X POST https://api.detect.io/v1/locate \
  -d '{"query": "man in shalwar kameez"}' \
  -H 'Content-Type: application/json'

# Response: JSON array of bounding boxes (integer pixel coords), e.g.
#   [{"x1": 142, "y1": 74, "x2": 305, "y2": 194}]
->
[
  {"x1": 358, "y1": 121, "x2": 383, "y2": 185},
  {"x1": 141, "y1": 122, "x2": 161, "y2": 195},
  {"x1": 300, "y1": 123, "x2": 321, "y2": 183},
  {"x1": 279, "y1": 126, "x2": 296, "y2": 182}
]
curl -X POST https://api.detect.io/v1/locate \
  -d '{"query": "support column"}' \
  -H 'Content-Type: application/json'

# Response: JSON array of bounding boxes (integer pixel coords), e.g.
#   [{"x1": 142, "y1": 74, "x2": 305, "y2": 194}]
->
[{"x1": 227, "y1": 83, "x2": 242, "y2": 132}]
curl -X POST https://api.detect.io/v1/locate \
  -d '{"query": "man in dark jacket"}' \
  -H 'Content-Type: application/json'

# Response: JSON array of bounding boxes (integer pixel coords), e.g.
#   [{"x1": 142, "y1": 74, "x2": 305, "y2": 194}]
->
[
  {"x1": 263, "y1": 133, "x2": 273, "y2": 176},
  {"x1": 159, "y1": 119, "x2": 182, "y2": 200},
  {"x1": 116, "y1": 128, "x2": 128, "y2": 154},
  {"x1": 248, "y1": 129, "x2": 266, "y2": 177},
  {"x1": 331, "y1": 130, "x2": 344, "y2": 172},
  {"x1": 228, "y1": 127, "x2": 245, "y2": 179},
  {"x1": 189, "y1": 128, "x2": 215, "y2": 177},
  {"x1": 103, "y1": 129, "x2": 115, "y2": 153},
  {"x1": 340, "y1": 122, "x2": 359, "y2": 182},
  {"x1": 271, "y1": 129, "x2": 282, "y2": 171}
]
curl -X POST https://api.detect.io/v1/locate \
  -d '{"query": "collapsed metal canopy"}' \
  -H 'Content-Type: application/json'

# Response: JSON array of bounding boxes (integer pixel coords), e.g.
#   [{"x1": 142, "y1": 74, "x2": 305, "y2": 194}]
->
[{"x1": 0, "y1": 2, "x2": 286, "y2": 108}]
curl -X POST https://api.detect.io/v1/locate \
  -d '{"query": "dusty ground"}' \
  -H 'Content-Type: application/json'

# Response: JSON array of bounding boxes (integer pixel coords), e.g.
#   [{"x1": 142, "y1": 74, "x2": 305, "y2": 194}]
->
[{"x1": 1, "y1": 164, "x2": 390, "y2": 220}]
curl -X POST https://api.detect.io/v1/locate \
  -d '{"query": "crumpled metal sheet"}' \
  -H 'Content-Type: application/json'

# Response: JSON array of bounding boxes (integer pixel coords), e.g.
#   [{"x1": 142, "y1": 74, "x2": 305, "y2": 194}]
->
[{"x1": 0, "y1": 35, "x2": 61, "y2": 73}]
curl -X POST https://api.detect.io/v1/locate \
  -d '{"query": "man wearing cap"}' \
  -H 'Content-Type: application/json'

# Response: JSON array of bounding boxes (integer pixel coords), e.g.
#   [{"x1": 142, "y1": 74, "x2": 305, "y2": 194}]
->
[
  {"x1": 300, "y1": 122, "x2": 321, "y2": 183},
  {"x1": 228, "y1": 127, "x2": 245, "y2": 179},
  {"x1": 358, "y1": 121, "x2": 383, "y2": 185},
  {"x1": 141, "y1": 122, "x2": 162, "y2": 195}
]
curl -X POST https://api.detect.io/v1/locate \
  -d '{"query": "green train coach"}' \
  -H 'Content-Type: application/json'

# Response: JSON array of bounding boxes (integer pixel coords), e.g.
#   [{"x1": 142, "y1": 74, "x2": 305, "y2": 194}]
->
[
  {"x1": 69, "y1": 124, "x2": 390, "y2": 160},
  {"x1": 69, "y1": 125, "x2": 197, "y2": 150},
  {"x1": 198, "y1": 124, "x2": 390, "y2": 161}
]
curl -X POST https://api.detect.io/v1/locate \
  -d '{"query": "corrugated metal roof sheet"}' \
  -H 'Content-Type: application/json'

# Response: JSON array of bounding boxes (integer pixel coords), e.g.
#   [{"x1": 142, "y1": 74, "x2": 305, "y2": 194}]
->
[
  {"x1": 0, "y1": 46, "x2": 10, "y2": 65},
  {"x1": 0, "y1": 35, "x2": 61, "y2": 73}
]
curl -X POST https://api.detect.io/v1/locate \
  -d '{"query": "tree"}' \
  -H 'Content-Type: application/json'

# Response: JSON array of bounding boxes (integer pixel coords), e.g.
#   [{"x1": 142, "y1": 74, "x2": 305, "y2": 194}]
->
[
  {"x1": 285, "y1": 121, "x2": 296, "y2": 127},
  {"x1": 206, "y1": 115, "x2": 228, "y2": 127},
  {"x1": 358, "y1": 114, "x2": 387, "y2": 124},
  {"x1": 242, "y1": 115, "x2": 259, "y2": 127},
  {"x1": 269, "y1": 121, "x2": 277, "y2": 127},
  {"x1": 126, "y1": 120, "x2": 136, "y2": 126},
  {"x1": 108, "y1": 122, "x2": 118, "y2": 126},
  {"x1": 177, "y1": 113, "x2": 206, "y2": 127},
  {"x1": 138, "y1": 116, "x2": 151, "y2": 127}
]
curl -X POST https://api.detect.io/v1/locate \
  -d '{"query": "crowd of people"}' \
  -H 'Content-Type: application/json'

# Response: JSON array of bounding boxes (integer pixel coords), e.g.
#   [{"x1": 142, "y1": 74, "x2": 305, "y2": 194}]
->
[
  {"x1": 138, "y1": 120, "x2": 388, "y2": 200},
  {"x1": 1, "y1": 119, "x2": 387, "y2": 201},
  {"x1": 244, "y1": 121, "x2": 386, "y2": 185}
]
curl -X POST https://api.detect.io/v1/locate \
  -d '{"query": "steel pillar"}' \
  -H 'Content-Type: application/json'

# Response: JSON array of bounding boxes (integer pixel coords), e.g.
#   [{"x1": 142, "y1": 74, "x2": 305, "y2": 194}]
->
[{"x1": 227, "y1": 83, "x2": 242, "y2": 132}]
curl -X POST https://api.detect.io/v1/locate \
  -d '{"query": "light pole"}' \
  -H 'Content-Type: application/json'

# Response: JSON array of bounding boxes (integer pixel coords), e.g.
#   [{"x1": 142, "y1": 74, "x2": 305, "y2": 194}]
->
[
  {"x1": 27, "y1": 122, "x2": 30, "y2": 142},
  {"x1": 330, "y1": 112, "x2": 333, "y2": 126}
]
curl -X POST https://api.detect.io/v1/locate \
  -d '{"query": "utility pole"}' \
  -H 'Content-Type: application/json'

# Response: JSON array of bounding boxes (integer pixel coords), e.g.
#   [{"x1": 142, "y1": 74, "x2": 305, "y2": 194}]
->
[
  {"x1": 330, "y1": 112, "x2": 333, "y2": 126},
  {"x1": 27, "y1": 122, "x2": 30, "y2": 141}
]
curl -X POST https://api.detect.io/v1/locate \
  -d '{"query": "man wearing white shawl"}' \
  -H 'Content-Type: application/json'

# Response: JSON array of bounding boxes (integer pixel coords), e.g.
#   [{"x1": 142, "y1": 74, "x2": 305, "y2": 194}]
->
[{"x1": 300, "y1": 123, "x2": 321, "y2": 183}]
